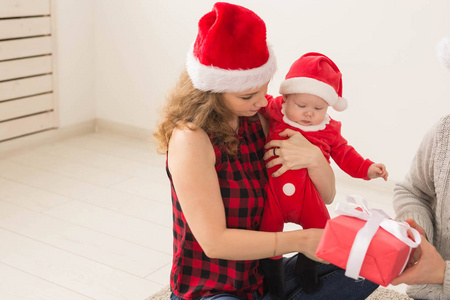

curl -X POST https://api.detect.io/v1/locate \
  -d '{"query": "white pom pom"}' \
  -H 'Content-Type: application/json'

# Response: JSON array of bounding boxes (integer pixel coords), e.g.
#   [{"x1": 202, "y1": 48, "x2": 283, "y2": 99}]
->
[
  {"x1": 332, "y1": 97, "x2": 348, "y2": 112},
  {"x1": 283, "y1": 183, "x2": 295, "y2": 196},
  {"x1": 437, "y1": 37, "x2": 450, "y2": 69}
]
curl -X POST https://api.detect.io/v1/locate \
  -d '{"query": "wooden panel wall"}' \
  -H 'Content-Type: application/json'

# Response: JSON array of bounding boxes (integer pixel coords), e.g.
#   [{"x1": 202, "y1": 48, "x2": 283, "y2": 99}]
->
[{"x1": 0, "y1": 0, "x2": 57, "y2": 142}]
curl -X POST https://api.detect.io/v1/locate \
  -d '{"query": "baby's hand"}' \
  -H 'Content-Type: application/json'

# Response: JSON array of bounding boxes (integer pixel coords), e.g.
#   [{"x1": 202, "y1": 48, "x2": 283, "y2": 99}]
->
[{"x1": 367, "y1": 163, "x2": 388, "y2": 181}]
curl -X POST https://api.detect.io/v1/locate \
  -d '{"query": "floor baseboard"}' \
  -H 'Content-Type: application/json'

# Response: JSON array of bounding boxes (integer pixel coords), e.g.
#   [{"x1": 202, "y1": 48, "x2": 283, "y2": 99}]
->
[
  {"x1": 95, "y1": 118, "x2": 154, "y2": 141},
  {"x1": 0, "y1": 120, "x2": 96, "y2": 158}
]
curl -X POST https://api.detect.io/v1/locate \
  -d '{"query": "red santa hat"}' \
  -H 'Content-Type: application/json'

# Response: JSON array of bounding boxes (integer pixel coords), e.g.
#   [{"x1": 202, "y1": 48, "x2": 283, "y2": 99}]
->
[
  {"x1": 437, "y1": 37, "x2": 450, "y2": 69},
  {"x1": 186, "y1": 2, "x2": 277, "y2": 93},
  {"x1": 279, "y1": 52, "x2": 348, "y2": 112}
]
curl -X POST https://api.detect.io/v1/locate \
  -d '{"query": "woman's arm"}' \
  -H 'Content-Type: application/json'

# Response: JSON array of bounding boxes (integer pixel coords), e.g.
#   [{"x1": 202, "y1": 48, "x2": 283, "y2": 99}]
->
[
  {"x1": 168, "y1": 126, "x2": 325, "y2": 261},
  {"x1": 264, "y1": 128, "x2": 336, "y2": 204}
]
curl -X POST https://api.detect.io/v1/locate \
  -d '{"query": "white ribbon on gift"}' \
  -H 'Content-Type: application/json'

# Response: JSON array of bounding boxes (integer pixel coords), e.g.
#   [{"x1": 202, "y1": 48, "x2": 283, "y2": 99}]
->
[{"x1": 335, "y1": 195, "x2": 422, "y2": 280}]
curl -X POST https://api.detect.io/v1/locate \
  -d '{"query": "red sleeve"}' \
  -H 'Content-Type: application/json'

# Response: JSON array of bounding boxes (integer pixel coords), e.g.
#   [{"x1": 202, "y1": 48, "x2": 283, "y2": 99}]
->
[
  {"x1": 330, "y1": 122, "x2": 374, "y2": 180},
  {"x1": 259, "y1": 94, "x2": 285, "y2": 122}
]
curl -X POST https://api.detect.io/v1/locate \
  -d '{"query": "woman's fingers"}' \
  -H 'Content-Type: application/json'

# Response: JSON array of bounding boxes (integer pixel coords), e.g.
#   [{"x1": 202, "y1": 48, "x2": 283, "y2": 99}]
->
[
  {"x1": 306, "y1": 255, "x2": 329, "y2": 264},
  {"x1": 271, "y1": 165, "x2": 288, "y2": 177},
  {"x1": 263, "y1": 147, "x2": 278, "y2": 160},
  {"x1": 264, "y1": 139, "x2": 283, "y2": 151},
  {"x1": 264, "y1": 129, "x2": 308, "y2": 150},
  {"x1": 264, "y1": 129, "x2": 318, "y2": 172},
  {"x1": 264, "y1": 154, "x2": 288, "y2": 176},
  {"x1": 278, "y1": 128, "x2": 305, "y2": 139}
]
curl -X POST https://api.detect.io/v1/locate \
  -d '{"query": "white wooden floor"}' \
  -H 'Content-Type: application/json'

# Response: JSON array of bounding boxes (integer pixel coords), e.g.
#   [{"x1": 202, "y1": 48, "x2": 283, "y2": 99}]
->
[
  {"x1": 0, "y1": 131, "x2": 406, "y2": 299},
  {"x1": 0, "y1": 132, "x2": 171, "y2": 300}
]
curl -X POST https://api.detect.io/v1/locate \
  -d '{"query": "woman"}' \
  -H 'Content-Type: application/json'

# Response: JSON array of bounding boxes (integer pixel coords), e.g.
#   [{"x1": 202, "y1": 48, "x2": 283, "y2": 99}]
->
[{"x1": 154, "y1": 3, "x2": 378, "y2": 299}]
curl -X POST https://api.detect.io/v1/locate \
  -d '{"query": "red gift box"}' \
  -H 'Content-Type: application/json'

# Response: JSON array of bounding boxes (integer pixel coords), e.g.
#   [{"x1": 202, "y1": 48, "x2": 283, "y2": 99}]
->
[{"x1": 315, "y1": 215, "x2": 413, "y2": 286}]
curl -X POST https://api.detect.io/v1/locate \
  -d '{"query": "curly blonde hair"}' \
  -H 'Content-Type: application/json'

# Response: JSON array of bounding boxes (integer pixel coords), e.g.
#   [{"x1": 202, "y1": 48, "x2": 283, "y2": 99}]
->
[{"x1": 153, "y1": 71, "x2": 239, "y2": 156}]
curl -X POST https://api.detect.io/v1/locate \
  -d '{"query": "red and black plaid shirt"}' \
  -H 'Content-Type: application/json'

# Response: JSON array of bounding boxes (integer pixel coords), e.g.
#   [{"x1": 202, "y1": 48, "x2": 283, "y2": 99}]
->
[{"x1": 168, "y1": 116, "x2": 268, "y2": 299}]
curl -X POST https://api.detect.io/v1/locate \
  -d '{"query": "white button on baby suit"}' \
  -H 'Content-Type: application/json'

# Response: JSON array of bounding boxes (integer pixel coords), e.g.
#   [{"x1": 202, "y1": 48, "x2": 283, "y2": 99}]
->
[{"x1": 283, "y1": 183, "x2": 295, "y2": 196}]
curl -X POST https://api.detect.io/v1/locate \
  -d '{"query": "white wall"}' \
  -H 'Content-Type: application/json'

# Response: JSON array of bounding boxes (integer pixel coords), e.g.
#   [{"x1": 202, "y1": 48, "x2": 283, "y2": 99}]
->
[
  {"x1": 54, "y1": 0, "x2": 95, "y2": 127},
  {"x1": 55, "y1": 0, "x2": 450, "y2": 182},
  {"x1": 260, "y1": 0, "x2": 450, "y2": 182},
  {"x1": 93, "y1": 0, "x2": 210, "y2": 130}
]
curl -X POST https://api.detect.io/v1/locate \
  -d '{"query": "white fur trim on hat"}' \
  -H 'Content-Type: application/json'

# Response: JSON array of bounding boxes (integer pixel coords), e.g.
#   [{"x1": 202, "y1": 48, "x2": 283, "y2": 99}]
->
[
  {"x1": 186, "y1": 43, "x2": 277, "y2": 93},
  {"x1": 437, "y1": 37, "x2": 450, "y2": 69},
  {"x1": 333, "y1": 96, "x2": 348, "y2": 111},
  {"x1": 279, "y1": 77, "x2": 348, "y2": 111}
]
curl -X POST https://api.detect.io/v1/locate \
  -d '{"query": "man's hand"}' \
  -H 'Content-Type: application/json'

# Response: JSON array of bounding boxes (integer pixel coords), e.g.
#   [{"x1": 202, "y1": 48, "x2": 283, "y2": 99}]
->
[{"x1": 391, "y1": 219, "x2": 445, "y2": 286}]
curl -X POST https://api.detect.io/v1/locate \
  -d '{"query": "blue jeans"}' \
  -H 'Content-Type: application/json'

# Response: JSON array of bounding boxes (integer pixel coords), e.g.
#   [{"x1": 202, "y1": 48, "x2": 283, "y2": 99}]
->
[{"x1": 170, "y1": 254, "x2": 379, "y2": 299}]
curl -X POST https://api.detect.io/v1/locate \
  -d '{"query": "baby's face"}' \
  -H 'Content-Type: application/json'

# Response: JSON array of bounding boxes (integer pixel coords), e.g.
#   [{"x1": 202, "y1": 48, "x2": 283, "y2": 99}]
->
[{"x1": 283, "y1": 93, "x2": 328, "y2": 126}]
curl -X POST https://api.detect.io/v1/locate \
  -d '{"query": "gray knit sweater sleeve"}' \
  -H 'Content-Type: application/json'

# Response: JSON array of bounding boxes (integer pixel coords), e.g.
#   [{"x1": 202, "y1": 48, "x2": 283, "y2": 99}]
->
[
  {"x1": 393, "y1": 115, "x2": 450, "y2": 299},
  {"x1": 393, "y1": 121, "x2": 437, "y2": 243}
]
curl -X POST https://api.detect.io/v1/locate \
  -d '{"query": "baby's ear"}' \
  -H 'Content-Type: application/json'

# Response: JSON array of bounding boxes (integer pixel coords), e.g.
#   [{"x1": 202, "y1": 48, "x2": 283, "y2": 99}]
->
[{"x1": 282, "y1": 94, "x2": 288, "y2": 102}]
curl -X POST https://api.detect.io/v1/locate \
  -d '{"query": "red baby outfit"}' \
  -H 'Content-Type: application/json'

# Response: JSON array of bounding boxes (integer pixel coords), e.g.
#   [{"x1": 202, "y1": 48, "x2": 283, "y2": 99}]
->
[{"x1": 260, "y1": 95, "x2": 373, "y2": 244}]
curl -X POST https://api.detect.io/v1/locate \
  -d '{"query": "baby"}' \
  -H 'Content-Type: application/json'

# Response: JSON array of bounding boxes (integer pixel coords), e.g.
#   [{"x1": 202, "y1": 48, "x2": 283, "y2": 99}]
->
[{"x1": 259, "y1": 52, "x2": 388, "y2": 298}]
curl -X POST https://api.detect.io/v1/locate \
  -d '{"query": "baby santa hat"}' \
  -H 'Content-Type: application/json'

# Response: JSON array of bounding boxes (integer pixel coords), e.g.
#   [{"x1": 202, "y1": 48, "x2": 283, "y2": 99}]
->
[
  {"x1": 279, "y1": 52, "x2": 348, "y2": 111},
  {"x1": 437, "y1": 36, "x2": 450, "y2": 69},
  {"x1": 186, "y1": 2, "x2": 277, "y2": 93}
]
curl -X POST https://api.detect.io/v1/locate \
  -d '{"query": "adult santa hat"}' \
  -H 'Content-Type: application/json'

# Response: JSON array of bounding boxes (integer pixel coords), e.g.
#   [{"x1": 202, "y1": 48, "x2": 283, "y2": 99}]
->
[
  {"x1": 186, "y1": 2, "x2": 277, "y2": 93},
  {"x1": 437, "y1": 36, "x2": 450, "y2": 69},
  {"x1": 279, "y1": 52, "x2": 348, "y2": 112}
]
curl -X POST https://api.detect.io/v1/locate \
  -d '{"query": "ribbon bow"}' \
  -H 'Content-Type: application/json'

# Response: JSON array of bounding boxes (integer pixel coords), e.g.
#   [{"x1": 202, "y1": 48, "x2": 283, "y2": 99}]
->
[{"x1": 335, "y1": 195, "x2": 422, "y2": 280}]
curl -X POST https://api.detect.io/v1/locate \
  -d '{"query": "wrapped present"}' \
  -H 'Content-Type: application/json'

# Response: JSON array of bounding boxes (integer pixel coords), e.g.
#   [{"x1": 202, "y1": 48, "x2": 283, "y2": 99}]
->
[{"x1": 315, "y1": 195, "x2": 421, "y2": 286}]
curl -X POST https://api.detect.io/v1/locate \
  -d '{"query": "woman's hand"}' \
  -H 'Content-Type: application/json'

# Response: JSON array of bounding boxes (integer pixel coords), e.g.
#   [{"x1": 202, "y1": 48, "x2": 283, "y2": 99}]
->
[
  {"x1": 300, "y1": 228, "x2": 329, "y2": 264},
  {"x1": 391, "y1": 219, "x2": 445, "y2": 286},
  {"x1": 264, "y1": 128, "x2": 336, "y2": 203},
  {"x1": 264, "y1": 128, "x2": 322, "y2": 177},
  {"x1": 289, "y1": 228, "x2": 329, "y2": 264}
]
